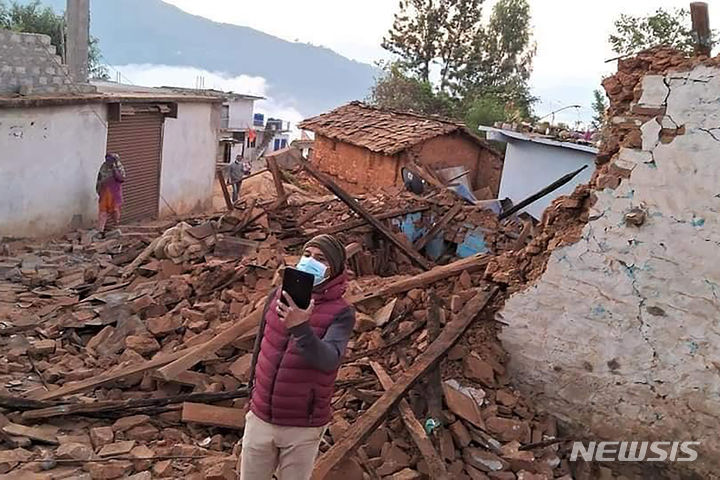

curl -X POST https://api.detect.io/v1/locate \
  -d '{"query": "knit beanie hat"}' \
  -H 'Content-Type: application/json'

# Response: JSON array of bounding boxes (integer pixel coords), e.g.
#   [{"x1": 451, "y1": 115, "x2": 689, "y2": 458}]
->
[{"x1": 304, "y1": 234, "x2": 346, "y2": 279}]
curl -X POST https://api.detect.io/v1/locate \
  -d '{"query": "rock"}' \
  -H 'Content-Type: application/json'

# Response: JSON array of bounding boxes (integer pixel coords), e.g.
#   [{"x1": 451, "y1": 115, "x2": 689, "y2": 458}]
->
[
  {"x1": 390, "y1": 468, "x2": 422, "y2": 480},
  {"x1": 463, "y1": 448, "x2": 509, "y2": 473},
  {"x1": 485, "y1": 417, "x2": 531, "y2": 443},
  {"x1": 449, "y1": 421, "x2": 472, "y2": 448},
  {"x1": 130, "y1": 445, "x2": 155, "y2": 472},
  {"x1": 495, "y1": 390, "x2": 517, "y2": 407},
  {"x1": 443, "y1": 381, "x2": 484, "y2": 428},
  {"x1": 365, "y1": 427, "x2": 388, "y2": 457},
  {"x1": 124, "y1": 335, "x2": 160, "y2": 355},
  {"x1": 517, "y1": 472, "x2": 548, "y2": 480},
  {"x1": 228, "y1": 354, "x2": 253, "y2": 382},
  {"x1": 353, "y1": 313, "x2": 376, "y2": 333},
  {"x1": 376, "y1": 444, "x2": 411, "y2": 476},
  {"x1": 325, "y1": 457, "x2": 364, "y2": 480},
  {"x1": 127, "y1": 473, "x2": 152, "y2": 480},
  {"x1": 112, "y1": 415, "x2": 149, "y2": 433},
  {"x1": 0, "y1": 448, "x2": 33, "y2": 474},
  {"x1": 29, "y1": 340, "x2": 56, "y2": 356},
  {"x1": 56, "y1": 442, "x2": 94, "y2": 461},
  {"x1": 447, "y1": 344, "x2": 469, "y2": 361},
  {"x1": 90, "y1": 427, "x2": 114, "y2": 449},
  {"x1": 329, "y1": 414, "x2": 351, "y2": 442},
  {"x1": 98, "y1": 441, "x2": 136, "y2": 458},
  {"x1": 124, "y1": 424, "x2": 159, "y2": 442},
  {"x1": 204, "y1": 460, "x2": 236, "y2": 480},
  {"x1": 147, "y1": 315, "x2": 181, "y2": 337},
  {"x1": 337, "y1": 365, "x2": 362, "y2": 381},
  {"x1": 85, "y1": 460, "x2": 133, "y2": 480},
  {"x1": 488, "y1": 473, "x2": 516, "y2": 480},
  {"x1": 152, "y1": 459, "x2": 173, "y2": 477},
  {"x1": 466, "y1": 465, "x2": 491, "y2": 480},
  {"x1": 439, "y1": 429, "x2": 456, "y2": 462},
  {"x1": 463, "y1": 353, "x2": 495, "y2": 386}
]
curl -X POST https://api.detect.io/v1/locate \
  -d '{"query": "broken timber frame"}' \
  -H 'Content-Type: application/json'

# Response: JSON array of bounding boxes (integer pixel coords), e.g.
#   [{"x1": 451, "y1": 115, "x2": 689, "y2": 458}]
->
[
  {"x1": 370, "y1": 362, "x2": 449, "y2": 480},
  {"x1": 266, "y1": 156, "x2": 287, "y2": 207},
  {"x1": 311, "y1": 287, "x2": 499, "y2": 479},
  {"x1": 303, "y1": 162, "x2": 432, "y2": 271},
  {"x1": 216, "y1": 168, "x2": 234, "y2": 211},
  {"x1": 347, "y1": 253, "x2": 490, "y2": 304}
]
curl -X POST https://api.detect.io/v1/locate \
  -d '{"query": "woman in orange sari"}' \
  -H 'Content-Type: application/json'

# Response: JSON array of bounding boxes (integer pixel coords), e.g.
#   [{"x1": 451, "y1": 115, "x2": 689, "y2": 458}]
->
[{"x1": 96, "y1": 153, "x2": 126, "y2": 235}]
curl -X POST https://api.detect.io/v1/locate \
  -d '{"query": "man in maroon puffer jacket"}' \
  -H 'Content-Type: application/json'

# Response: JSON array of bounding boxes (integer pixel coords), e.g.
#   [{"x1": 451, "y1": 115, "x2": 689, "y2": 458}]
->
[{"x1": 240, "y1": 234, "x2": 356, "y2": 479}]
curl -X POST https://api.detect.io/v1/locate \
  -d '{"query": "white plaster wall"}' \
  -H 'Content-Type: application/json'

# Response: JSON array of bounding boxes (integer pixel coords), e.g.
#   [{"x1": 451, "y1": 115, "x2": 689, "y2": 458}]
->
[
  {"x1": 499, "y1": 64, "x2": 720, "y2": 476},
  {"x1": 160, "y1": 102, "x2": 218, "y2": 217},
  {"x1": 498, "y1": 142, "x2": 595, "y2": 219},
  {"x1": 227, "y1": 98, "x2": 254, "y2": 130},
  {"x1": 0, "y1": 104, "x2": 107, "y2": 237}
]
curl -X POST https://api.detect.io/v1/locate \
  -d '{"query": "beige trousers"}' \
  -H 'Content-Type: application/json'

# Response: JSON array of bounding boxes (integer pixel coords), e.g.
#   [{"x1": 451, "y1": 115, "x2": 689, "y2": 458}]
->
[{"x1": 239, "y1": 410, "x2": 327, "y2": 480}]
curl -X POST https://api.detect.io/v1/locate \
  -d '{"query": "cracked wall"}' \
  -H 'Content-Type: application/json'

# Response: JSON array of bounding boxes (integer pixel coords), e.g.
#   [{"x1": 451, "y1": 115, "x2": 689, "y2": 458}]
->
[{"x1": 498, "y1": 62, "x2": 720, "y2": 477}]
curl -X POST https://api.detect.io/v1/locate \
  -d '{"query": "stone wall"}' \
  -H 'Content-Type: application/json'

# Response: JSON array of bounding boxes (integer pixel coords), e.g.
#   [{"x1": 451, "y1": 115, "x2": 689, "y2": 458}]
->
[
  {"x1": 0, "y1": 29, "x2": 94, "y2": 95},
  {"x1": 497, "y1": 49, "x2": 720, "y2": 477}
]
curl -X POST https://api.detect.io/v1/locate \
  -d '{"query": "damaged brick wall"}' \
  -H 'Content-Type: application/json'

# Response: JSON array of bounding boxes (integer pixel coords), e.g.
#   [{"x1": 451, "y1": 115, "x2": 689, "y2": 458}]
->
[
  {"x1": 311, "y1": 135, "x2": 400, "y2": 194},
  {"x1": 496, "y1": 48, "x2": 720, "y2": 478},
  {"x1": 402, "y1": 132, "x2": 503, "y2": 197}
]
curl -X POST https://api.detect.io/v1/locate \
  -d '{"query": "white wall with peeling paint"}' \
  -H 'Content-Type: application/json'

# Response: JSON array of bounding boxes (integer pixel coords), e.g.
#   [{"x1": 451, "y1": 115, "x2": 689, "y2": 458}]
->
[
  {"x1": 0, "y1": 104, "x2": 108, "y2": 237},
  {"x1": 499, "y1": 64, "x2": 720, "y2": 476}
]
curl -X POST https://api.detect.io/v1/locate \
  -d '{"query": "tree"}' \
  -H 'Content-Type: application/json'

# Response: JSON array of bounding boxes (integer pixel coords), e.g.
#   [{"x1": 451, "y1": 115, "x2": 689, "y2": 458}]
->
[
  {"x1": 368, "y1": 62, "x2": 455, "y2": 117},
  {"x1": 0, "y1": 0, "x2": 109, "y2": 80},
  {"x1": 460, "y1": 0, "x2": 536, "y2": 118},
  {"x1": 591, "y1": 89, "x2": 608, "y2": 129},
  {"x1": 378, "y1": 0, "x2": 536, "y2": 124},
  {"x1": 608, "y1": 7, "x2": 716, "y2": 55}
]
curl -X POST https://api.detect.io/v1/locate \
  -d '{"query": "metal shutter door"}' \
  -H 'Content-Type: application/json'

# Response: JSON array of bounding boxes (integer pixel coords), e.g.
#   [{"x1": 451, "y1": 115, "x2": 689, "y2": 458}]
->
[{"x1": 106, "y1": 112, "x2": 163, "y2": 223}]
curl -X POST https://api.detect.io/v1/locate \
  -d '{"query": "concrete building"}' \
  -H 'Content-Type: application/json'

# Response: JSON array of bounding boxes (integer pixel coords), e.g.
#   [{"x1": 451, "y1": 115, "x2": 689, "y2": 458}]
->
[
  {"x1": 299, "y1": 102, "x2": 503, "y2": 195},
  {"x1": 480, "y1": 126, "x2": 597, "y2": 219},
  {"x1": 0, "y1": 30, "x2": 223, "y2": 238},
  {"x1": 217, "y1": 92, "x2": 264, "y2": 163}
]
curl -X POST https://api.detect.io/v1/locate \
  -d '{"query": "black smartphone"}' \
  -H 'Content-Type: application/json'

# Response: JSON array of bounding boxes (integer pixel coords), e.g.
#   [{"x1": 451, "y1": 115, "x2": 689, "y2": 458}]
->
[{"x1": 281, "y1": 267, "x2": 314, "y2": 309}]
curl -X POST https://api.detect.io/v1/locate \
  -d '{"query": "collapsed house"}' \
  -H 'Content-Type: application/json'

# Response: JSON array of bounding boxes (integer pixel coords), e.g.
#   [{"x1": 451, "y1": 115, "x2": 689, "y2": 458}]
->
[
  {"x1": 0, "y1": 45, "x2": 717, "y2": 480},
  {"x1": 298, "y1": 102, "x2": 503, "y2": 199}
]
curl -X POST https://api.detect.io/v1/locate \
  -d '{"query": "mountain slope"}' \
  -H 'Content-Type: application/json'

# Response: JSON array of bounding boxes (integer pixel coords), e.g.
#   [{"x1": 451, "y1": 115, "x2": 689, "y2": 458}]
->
[{"x1": 33, "y1": 0, "x2": 378, "y2": 115}]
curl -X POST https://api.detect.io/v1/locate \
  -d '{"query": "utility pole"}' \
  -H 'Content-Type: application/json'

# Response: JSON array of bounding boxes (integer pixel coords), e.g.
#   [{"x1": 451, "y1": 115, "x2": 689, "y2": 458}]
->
[
  {"x1": 65, "y1": 0, "x2": 90, "y2": 82},
  {"x1": 690, "y1": 2, "x2": 712, "y2": 57}
]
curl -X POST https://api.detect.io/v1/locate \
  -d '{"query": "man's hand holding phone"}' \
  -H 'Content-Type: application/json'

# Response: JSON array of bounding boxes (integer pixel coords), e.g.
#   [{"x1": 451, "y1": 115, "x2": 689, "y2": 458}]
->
[{"x1": 276, "y1": 291, "x2": 314, "y2": 329}]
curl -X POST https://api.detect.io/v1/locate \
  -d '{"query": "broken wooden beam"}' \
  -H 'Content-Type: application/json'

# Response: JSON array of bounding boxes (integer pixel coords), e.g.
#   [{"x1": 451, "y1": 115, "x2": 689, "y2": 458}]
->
[
  {"x1": 217, "y1": 169, "x2": 234, "y2": 211},
  {"x1": 311, "y1": 287, "x2": 498, "y2": 479},
  {"x1": 31, "y1": 347, "x2": 200, "y2": 401},
  {"x1": 347, "y1": 253, "x2": 490, "y2": 304},
  {"x1": 22, "y1": 390, "x2": 248, "y2": 421},
  {"x1": 370, "y1": 362, "x2": 449, "y2": 480},
  {"x1": 181, "y1": 402, "x2": 246, "y2": 429},
  {"x1": 266, "y1": 156, "x2": 287, "y2": 207},
  {"x1": 414, "y1": 203, "x2": 462, "y2": 251},
  {"x1": 155, "y1": 307, "x2": 263, "y2": 382},
  {"x1": 303, "y1": 162, "x2": 432, "y2": 271},
  {"x1": 289, "y1": 206, "x2": 430, "y2": 246},
  {"x1": 2, "y1": 422, "x2": 58, "y2": 445}
]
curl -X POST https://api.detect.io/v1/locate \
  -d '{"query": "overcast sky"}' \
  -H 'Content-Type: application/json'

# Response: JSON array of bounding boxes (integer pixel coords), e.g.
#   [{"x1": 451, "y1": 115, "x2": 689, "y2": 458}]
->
[{"x1": 162, "y1": 0, "x2": 718, "y2": 125}]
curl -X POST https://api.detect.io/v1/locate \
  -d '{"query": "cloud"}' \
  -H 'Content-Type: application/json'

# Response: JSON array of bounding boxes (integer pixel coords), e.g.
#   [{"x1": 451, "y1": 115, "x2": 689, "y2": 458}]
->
[{"x1": 109, "y1": 64, "x2": 305, "y2": 136}]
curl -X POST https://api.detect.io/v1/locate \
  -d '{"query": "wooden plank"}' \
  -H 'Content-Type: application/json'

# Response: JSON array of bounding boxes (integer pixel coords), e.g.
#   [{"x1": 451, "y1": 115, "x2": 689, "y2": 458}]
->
[
  {"x1": 347, "y1": 253, "x2": 490, "y2": 304},
  {"x1": 425, "y1": 293, "x2": 444, "y2": 419},
  {"x1": 32, "y1": 347, "x2": 198, "y2": 401},
  {"x1": 414, "y1": 203, "x2": 462, "y2": 251},
  {"x1": 312, "y1": 288, "x2": 498, "y2": 479},
  {"x1": 154, "y1": 307, "x2": 262, "y2": 382},
  {"x1": 303, "y1": 162, "x2": 432, "y2": 271},
  {"x1": 23, "y1": 390, "x2": 248, "y2": 421},
  {"x1": 289, "y1": 207, "x2": 430, "y2": 245},
  {"x1": 181, "y1": 402, "x2": 246, "y2": 429},
  {"x1": 266, "y1": 156, "x2": 287, "y2": 206},
  {"x1": 2, "y1": 423, "x2": 58, "y2": 444},
  {"x1": 217, "y1": 170, "x2": 234, "y2": 210},
  {"x1": 370, "y1": 362, "x2": 449, "y2": 480}
]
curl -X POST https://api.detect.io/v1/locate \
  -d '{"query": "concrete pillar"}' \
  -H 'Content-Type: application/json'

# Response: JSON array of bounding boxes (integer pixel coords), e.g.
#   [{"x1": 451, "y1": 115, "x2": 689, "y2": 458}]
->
[{"x1": 65, "y1": 0, "x2": 89, "y2": 83}]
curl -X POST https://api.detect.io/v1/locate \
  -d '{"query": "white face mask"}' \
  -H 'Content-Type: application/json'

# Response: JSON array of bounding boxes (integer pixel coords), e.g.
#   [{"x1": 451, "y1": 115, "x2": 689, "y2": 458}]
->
[{"x1": 296, "y1": 256, "x2": 328, "y2": 286}]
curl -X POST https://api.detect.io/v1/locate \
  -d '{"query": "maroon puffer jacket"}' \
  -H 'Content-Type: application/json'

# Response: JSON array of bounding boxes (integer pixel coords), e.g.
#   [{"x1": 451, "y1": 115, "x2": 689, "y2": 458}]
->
[{"x1": 250, "y1": 273, "x2": 350, "y2": 427}]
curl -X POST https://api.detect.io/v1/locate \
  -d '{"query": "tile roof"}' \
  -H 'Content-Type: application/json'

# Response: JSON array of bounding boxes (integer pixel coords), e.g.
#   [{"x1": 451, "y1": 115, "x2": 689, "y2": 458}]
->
[{"x1": 298, "y1": 101, "x2": 492, "y2": 156}]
